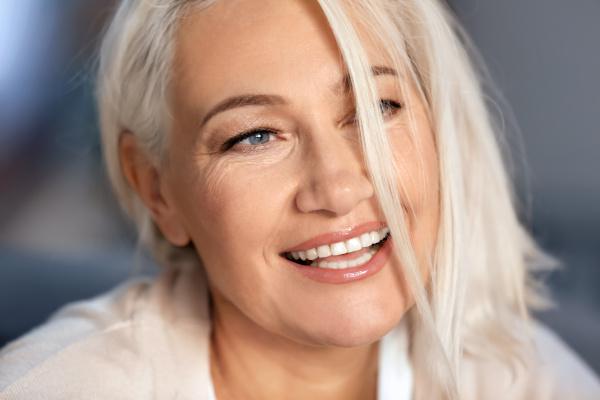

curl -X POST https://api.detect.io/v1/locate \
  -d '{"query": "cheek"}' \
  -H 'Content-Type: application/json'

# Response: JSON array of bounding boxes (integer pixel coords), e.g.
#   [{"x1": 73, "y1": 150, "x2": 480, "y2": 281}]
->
[
  {"x1": 178, "y1": 158, "x2": 313, "y2": 337},
  {"x1": 388, "y1": 118, "x2": 440, "y2": 275},
  {"x1": 193, "y1": 161, "x2": 278, "y2": 253},
  {"x1": 389, "y1": 120, "x2": 439, "y2": 211},
  {"x1": 179, "y1": 157, "x2": 294, "y2": 286}
]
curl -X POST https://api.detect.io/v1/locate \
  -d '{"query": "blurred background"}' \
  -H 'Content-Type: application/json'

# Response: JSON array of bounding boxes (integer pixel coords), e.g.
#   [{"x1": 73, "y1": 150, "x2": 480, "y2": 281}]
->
[{"x1": 0, "y1": 0, "x2": 598, "y2": 373}]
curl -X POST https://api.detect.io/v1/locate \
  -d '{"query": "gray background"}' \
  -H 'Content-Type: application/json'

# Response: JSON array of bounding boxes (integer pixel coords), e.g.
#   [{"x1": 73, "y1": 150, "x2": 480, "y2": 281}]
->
[
  {"x1": 0, "y1": 0, "x2": 598, "y2": 374},
  {"x1": 449, "y1": 0, "x2": 600, "y2": 372}
]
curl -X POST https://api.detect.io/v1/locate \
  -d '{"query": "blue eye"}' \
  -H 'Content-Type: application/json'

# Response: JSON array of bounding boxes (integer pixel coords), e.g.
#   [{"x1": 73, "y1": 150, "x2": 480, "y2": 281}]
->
[
  {"x1": 222, "y1": 129, "x2": 276, "y2": 151},
  {"x1": 241, "y1": 131, "x2": 272, "y2": 145}
]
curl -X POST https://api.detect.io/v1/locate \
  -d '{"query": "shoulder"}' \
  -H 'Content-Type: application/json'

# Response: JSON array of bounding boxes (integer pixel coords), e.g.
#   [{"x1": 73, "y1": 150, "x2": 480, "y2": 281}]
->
[
  {"x1": 528, "y1": 321, "x2": 600, "y2": 398},
  {"x1": 0, "y1": 267, "x2": 214, "y2": 400},
  {"x1": 0, "y1": 277, "x2": 157, "y2": 399},
  {"x1": 462, "y1": 320, "x2": 600, "y2": 400}
]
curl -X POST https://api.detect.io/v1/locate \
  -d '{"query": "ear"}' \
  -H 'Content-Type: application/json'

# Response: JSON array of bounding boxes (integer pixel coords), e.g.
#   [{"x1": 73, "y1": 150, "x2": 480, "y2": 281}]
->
[{"x1": 118, "y1": 132, "x2": 190, "y2": 247}]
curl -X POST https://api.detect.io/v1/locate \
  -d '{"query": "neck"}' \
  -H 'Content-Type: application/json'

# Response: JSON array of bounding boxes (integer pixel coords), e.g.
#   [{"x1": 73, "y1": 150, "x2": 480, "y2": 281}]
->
[{"x1": 209, "y1": 292, "x2": 379, "y2": 400}]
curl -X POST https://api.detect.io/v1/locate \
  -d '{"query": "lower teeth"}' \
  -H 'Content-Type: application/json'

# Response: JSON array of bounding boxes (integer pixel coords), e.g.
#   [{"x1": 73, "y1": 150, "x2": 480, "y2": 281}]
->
[{"x1": 310, "y1": 246, "x2": 378, "y2": 269}]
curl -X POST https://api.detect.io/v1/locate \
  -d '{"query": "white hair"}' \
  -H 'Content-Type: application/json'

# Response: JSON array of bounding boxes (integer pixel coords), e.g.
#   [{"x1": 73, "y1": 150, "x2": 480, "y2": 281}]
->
[{"x1": 97, "y1": 0, "x2": 556, "y2": 398}]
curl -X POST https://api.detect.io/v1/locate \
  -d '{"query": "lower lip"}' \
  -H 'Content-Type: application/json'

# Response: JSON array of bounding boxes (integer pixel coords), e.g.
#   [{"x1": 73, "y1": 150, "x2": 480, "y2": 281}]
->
[{"x1": 287, "y1": 237, "x2": 393, "y2": 284}]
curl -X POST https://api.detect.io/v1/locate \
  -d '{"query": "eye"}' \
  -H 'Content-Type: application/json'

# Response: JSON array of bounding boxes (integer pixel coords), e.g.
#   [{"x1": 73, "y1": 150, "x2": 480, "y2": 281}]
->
[
  {"x1": 378, "y1": 99, "x2": 402, "y2": 117},
  {"x1": 344, "y1": 99, "x2": 402, "y2": 126},
  {"x1": 221, "y1": 128, "x2": 278, "y2": 152}
]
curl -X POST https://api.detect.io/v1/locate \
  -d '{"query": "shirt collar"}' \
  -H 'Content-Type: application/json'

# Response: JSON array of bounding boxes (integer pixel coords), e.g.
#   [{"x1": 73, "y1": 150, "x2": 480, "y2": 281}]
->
[{"x1": 378, "y1": 319, "x2": 413, "y2": 400}]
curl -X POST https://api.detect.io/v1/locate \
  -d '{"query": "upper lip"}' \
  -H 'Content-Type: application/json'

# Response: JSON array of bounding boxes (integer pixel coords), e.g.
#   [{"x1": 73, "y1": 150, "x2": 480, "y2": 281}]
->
[{"x1": 282, "y1": 221, "x2": 387, "y2": 253}]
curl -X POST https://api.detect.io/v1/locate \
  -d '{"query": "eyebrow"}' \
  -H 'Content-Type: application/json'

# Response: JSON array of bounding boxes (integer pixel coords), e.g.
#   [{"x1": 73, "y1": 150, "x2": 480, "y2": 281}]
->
[
  {"x1": 200, "y1": 94, "x2": 287, "y2": 128},
  {"x1": 199, "y1": 65, "x2": 398, "y2": 128},
  {"x1": 338, "y1": 65, "x2": 399, "y2": 93}
]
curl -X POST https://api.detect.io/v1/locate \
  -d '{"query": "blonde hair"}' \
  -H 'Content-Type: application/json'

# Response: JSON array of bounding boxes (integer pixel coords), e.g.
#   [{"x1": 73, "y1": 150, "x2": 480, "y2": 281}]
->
[{"x1": 97, "y1": 0, "x2": 555, "y2": 398}]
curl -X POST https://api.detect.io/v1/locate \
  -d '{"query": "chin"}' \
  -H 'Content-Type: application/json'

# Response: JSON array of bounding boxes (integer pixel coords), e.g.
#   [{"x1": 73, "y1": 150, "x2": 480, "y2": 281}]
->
[{"x1": 301, "y1": 302, "x2": 405, "y2": 348}]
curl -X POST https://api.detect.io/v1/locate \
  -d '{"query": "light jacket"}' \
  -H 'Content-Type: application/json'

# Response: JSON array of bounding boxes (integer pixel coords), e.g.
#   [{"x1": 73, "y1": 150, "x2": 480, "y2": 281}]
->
[{"x1": 0, "y1": 266, "x2": 598, "y2": 399}]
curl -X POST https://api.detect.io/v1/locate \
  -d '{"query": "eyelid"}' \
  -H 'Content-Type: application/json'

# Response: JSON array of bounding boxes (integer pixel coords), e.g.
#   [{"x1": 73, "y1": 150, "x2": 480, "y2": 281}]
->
[
  {"x1": 341, "y1": 98, "x2": 403, "y2": 126},
  {"x1": 220, "y1": 128, "x2": 279, "y2": 152}
]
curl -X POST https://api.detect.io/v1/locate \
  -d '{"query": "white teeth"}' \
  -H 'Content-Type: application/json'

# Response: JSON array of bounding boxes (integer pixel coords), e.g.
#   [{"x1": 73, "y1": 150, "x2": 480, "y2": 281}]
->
[
  {"x1": 345, "y1": 237, "x2": 362, "y2": 252},
  {"x1": 306, "y1": 248, "x2": 318, "y2": 261},
  {"x1": 330, "y1": 241, "x2": 347, "y2": 256},
  {"x1": 359, "y1": 232, "x2": 373, "y2": 247},
  {"x1": 287, "y1": 227, "x2": 390, "y2": 266},
  {"x1": 317, "y1": 245, "x2": 331, "y2": 258},
  {"x1": 311, "y1": 247, "x2": 377, "y2": 269},
  {"x1": 370, "y1": 231, "x2": 380, "y2": 243}
]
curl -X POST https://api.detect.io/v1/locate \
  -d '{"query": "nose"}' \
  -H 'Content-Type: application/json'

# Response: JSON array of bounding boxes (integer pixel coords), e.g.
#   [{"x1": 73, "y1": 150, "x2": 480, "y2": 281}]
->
[{"x1": 295, "y1": 130, "x2": 374, "y2": 216}]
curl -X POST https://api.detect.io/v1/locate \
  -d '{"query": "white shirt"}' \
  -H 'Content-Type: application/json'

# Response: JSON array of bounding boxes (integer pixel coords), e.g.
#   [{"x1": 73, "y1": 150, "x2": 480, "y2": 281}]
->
[{"x1": 2, "y1": 265, "x2": 599, "y2": 399}]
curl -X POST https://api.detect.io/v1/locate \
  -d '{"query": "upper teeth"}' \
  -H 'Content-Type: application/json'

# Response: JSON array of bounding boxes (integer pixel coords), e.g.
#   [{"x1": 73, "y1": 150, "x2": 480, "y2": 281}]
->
[{"x1": 288, "y1": 227, "x2": 390, "y2": 261}]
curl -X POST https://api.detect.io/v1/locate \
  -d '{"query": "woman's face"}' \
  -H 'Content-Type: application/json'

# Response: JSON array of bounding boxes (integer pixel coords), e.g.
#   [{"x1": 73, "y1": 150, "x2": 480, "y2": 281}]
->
[{"x1": 161, "y1": 0, "x2": 439, "y2": 347}]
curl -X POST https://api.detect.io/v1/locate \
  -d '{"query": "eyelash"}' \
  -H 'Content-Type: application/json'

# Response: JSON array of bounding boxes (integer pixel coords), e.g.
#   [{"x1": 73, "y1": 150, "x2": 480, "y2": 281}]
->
[
  {"x1": 377, "y1": 98, "x2": 403, "y2": 117},
  {"x1": 220, "y1": 128, "x2": 278, "y2": 152},
  {"x1": 343, "y1": 99, "x2": 402, "y2": 126},
  {"x1": 221, "y1": 98, "x2": 402, "y2": 152}
]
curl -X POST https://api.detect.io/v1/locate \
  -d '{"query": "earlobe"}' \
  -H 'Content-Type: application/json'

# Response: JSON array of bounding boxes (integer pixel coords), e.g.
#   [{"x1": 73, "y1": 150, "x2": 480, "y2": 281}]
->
[{"x1": 118, "y1": 132, "x2": 190, "y2": 247}]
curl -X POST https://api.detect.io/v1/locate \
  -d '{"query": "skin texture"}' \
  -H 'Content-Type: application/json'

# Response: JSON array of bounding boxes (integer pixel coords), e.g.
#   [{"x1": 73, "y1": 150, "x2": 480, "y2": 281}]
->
[{"x1": 119, "y1": 0, "x2": 440, "y2": 398}]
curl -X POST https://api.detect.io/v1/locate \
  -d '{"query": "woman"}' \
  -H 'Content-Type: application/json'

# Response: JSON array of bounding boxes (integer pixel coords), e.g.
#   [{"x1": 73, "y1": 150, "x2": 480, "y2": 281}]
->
[{"x1": 1, "y1": 0, "x2": 598, "y2": 398}]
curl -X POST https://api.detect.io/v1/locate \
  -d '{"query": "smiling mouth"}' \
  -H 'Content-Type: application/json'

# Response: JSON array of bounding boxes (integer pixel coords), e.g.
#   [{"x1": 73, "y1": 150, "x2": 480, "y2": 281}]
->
[{"x1": 282, "y1": 228, "x2": 390, "y2": 269}]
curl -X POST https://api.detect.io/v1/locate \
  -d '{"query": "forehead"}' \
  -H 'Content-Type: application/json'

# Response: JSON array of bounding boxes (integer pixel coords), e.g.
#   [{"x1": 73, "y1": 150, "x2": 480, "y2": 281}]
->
[{"x1": 172, "y1": 0, "x2": 389, "y2": 111}]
